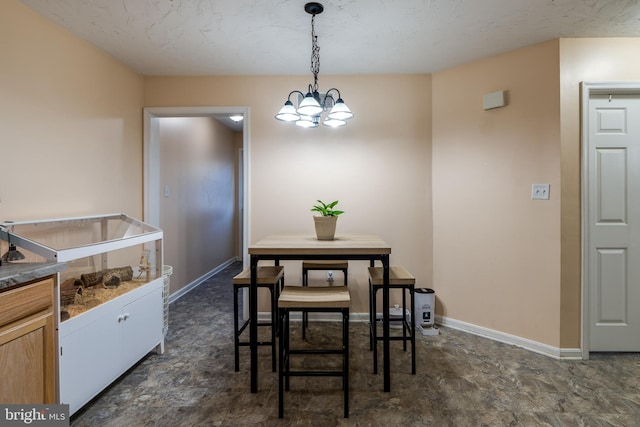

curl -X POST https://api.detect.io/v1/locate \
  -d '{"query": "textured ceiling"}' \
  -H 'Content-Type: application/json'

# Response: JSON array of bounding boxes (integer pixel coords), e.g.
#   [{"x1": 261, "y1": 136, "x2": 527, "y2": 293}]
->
[{"x1": 18, "y1": 0, "x2": 640, "y2": 77}]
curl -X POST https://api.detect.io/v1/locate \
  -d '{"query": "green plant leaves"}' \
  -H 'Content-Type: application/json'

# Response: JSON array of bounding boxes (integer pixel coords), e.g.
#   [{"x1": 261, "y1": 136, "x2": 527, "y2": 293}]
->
[{"x1": 311, "y1": 199, "x2": 344, "y2": 216}]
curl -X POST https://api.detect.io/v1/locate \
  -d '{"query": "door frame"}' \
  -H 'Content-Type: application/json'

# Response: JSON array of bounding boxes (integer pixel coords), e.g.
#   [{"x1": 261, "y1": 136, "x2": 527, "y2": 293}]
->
[
  {"x1": 580, "y1": 82, "x2": 640, "y2": 358},
  {"x1": 143, "y1": 106, "x2": 251, "y2": 266}
]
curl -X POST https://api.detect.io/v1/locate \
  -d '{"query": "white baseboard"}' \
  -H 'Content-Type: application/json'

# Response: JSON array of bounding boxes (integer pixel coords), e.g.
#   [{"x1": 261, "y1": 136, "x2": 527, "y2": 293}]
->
[
  {"x1": 437, "y1": 315, "x2": 583, "y2": 360},
  {"x1": 266, "y1": 312, "x2": 584, "y2": 360},
  {"x1": 168, "y1": 257, "x2": 238, "y2": 305},
  {"x1": 174, "y1": 278, "x2": 583, "y2": 362}
]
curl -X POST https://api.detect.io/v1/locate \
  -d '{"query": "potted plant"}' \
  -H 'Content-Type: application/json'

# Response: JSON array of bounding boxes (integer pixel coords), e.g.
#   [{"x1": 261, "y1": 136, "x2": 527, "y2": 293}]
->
[{"x1": 311, "y1": 200, "x2": 344, "y2": 240}]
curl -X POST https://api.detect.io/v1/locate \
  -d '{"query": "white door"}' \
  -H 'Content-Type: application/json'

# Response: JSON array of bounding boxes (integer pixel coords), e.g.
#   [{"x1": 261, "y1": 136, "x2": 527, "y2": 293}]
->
[{"x1": 587, "y1": 93, "x2": 640, "y2": 351}]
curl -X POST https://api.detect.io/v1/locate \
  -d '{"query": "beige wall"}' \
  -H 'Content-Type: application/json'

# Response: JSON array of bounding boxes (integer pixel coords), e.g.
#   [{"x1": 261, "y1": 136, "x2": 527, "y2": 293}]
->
[
  {"x1": 159, "y1": 117, "x2": 237, "y2": 293},
  {"x1": 432, "y1": 37, "x2": 640, "y2": 350},
  {"x1": 0, "y1": 0, "x2": 144, "y2": 221},
  {"x1": 144, "y1": 74, "x2": 433, "y2": 313},
  {"x1": 558, "y1": 38, "x2": 640, "y2": 348},
  {"x1": 432, "y1": 40, "x2": 562, "y2": 347},
  {"x1": 8, "y1": 0, "x2": 640, "y2": 351}
]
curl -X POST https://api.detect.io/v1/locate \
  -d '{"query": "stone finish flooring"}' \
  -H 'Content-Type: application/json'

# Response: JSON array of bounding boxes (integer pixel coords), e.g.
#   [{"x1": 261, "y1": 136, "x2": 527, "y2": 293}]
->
[{"x1": 71, "y1": 262, "x2": 640, "y2": 426}]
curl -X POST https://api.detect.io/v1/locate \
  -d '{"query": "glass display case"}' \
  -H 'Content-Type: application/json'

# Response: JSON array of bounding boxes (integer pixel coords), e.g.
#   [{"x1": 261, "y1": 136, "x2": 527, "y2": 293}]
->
[
  {"x1": 0, "y1": 213, "x2": 164, "y2": 414},
  {"x1": 0, "y1": 213, "x2": 163, "y2": 322}
]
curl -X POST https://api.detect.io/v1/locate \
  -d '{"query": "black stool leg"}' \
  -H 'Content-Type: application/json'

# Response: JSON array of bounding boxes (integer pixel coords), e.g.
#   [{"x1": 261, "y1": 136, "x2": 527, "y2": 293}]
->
[
  {"x1": 284, "y1": 309, "x2": 291, "y2": 392},
  {"x1": 369, "y1": 279, "x2": 374, "y2": 351},
  {"x1": 302, "y1": 268, "x2": 308, "y2": 339},
  {"x1": 276, "y1": 275, "x2": 284, "y2": 337},
  {"x1": 278, "y1": 308, "x2": 286, "y2": 418},
  {"x1": 343, "y1": 307, "x2": 349, "y2": 418},
  {"x1": 402, "y1": 287, "x2": 407, "y2": 352},
  {"x1": 372, "y1": 285, "x2": 378, "y2": 374},
  {"x1": 270, "y1": 286, "x2": 276, "y2": 372},
  {"x1": 410, "y1": 285, "x2": 416, "y2": 374},
  {"x1": 233, "y1": 285, "x2": 240, "y2": 372}
]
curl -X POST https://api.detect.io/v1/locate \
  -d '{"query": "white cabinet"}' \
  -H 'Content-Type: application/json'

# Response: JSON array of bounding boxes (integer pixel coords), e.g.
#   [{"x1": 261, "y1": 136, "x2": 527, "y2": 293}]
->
[
  {"x1": 0, "y1": 214, "x2": 164, "y2": 415},
  {"x1": 59, "y1": 278, "x2": 163, "y2": 415}
]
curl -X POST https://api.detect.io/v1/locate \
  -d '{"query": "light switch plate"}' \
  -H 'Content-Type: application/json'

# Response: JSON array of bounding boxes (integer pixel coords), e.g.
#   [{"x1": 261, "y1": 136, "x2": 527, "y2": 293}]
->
[{"x1": 531, "y1": 184, "x2": 550, "y2": 200}]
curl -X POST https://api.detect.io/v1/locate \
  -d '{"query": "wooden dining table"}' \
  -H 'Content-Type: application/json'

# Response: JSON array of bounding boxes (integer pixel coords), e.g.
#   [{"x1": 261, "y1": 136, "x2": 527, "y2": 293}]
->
[{"x1": 248, "y1": 233, "x2": 393, "y2": 393}]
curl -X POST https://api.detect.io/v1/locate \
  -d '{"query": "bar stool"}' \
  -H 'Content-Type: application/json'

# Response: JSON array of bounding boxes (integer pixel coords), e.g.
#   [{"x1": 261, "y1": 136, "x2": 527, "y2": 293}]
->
[
  {"x1": 278, "y1": 285, "x2": 350, "y2": 418},
  {"x1": 368, "y1": 266, "x2": 416, "y2": 375},
  {"x1": 233, "y1": 266, "x2": 284, "y2": 372},
  {"x1": 301, "y1": 260, "x2": 348, "y2": 339}
]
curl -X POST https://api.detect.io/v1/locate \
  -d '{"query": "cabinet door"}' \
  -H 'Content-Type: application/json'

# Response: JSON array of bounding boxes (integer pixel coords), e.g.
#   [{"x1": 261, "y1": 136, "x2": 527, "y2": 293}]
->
[
  {"x1": 59, "y1": 307, "x2": 122, "y2": 414},
  {"x1": 0, "y1": 314, "x2": 54, "y2": 403},
  {"x1": 0, "y1": 278, "x2": 55, "y2": 404},
  {"x1": 121, "y1": 285, "x2": 163, "y2": 368}
]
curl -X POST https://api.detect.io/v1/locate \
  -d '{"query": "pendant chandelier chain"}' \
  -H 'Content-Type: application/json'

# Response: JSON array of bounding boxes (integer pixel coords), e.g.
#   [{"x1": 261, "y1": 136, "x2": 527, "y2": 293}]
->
[{"x1": 310, "y1": 13, "x2": 320, "y2": 93}]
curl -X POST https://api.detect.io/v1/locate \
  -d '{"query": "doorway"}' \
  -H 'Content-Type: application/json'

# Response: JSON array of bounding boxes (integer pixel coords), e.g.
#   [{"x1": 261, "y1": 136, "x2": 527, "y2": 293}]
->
[
  {"x1": 143, "y1": 106, "x2": 250, "y2": 284},
  {"x1": 581, "y1": 82, "x2": 640, "y2": 355}
]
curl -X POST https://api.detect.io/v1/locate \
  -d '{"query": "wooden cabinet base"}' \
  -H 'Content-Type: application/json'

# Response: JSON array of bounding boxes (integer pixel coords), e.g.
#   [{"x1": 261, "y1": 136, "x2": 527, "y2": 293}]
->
[{"x1": 0, "y1": 278, "x2": 56, "y2": 404}]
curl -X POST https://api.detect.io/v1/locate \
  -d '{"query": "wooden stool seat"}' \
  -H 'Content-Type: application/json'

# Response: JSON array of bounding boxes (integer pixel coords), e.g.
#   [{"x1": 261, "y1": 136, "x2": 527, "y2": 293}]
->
[
  {"x1": 279, "y1": 285, "x2": 351, "y2": 308},
  {"x1": 368, "y1": 265, "x2": 415, "y2": 285},
  {"x1": 278, "y1": 285, "x2": 350, "y2": 418},
  {"x1": 368, "y1": 266, "x2": 416, "y2": 375},
  {"x1": 233, "y1": 266, "x2": 284, "y2": 372},
  {"x1": 233, "y1": 266, "x2": 285, "y2": 285}
]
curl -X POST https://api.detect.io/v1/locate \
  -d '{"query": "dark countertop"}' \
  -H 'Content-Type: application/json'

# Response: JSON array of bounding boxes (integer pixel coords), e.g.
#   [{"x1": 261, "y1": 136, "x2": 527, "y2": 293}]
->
[{"x1": 0, "y1": 262, "x2": 66, "y2": 291}]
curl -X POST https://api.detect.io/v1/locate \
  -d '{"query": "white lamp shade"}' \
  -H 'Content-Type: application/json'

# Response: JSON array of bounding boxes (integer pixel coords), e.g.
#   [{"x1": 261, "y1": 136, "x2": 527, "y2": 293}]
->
[
  {"x1": 297, "y1": 93, "x2": 323, "y2": 116},
  {"x1": 323, "y1": 118, "x2": 346, "y2": 127},
  {"x1": 296, "y1": 116, "x2": 319, "y2": 128},
  {"x1": 275, "y1": 101, "x2": 300, "y2": 122},
  {"x1": 327, "y1": 99, "x2": 353, "y2": 121}
]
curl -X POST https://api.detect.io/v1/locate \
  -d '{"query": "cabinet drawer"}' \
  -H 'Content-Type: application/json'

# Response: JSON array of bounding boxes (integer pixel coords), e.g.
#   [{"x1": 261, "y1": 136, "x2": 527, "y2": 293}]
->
[{"x1": 0, "y1": 278, "x2": 53, "y2": 328}]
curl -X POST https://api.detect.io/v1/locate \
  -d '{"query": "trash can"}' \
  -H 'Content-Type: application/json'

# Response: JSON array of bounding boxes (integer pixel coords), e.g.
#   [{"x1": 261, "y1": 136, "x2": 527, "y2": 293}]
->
[
  {"x1": 162, "y1": 265, "x2": 173, "y2": 336},
  {"x1": 414, "y1": 288, "x2": 439, "y2": 336}
]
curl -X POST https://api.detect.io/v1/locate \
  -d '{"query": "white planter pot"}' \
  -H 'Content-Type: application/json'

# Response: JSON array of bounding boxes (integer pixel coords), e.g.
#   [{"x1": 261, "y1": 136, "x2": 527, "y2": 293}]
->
[{"x1": 313, "y1": 216, "x2": 337, "y2": 240}]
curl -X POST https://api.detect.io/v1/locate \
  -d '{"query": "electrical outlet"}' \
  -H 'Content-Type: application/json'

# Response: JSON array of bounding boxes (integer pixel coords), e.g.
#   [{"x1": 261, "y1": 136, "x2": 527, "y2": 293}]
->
[
  {"x1": 531, "y1": 184, "x2": 550, "y2": 200},
  {"x1": 326, "y1": 271, "x2": 334, "y2": 282}
]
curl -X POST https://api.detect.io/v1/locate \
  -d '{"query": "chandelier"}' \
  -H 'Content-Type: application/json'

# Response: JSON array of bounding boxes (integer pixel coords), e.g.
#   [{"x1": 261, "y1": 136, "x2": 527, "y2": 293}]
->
[{"x1": 275, "y1": 2, "x2": 354, "y2": 128}]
